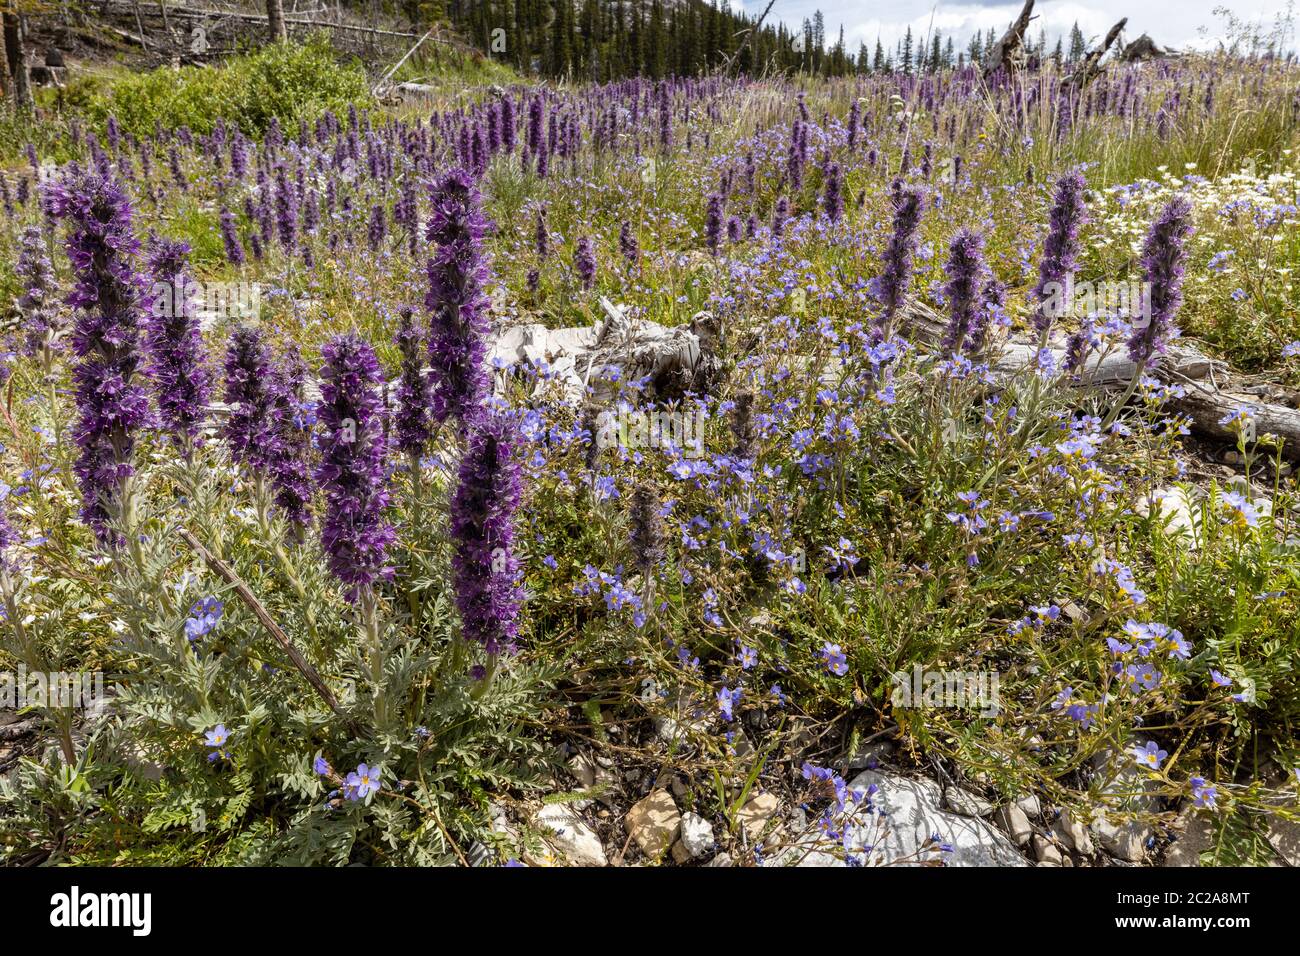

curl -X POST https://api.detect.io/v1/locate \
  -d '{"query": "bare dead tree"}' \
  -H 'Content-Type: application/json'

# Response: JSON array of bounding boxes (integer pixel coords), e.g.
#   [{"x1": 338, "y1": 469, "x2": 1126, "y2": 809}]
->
[
  {"x1": 2, "y1": 3, "x2": 32, "y2": 112},
  {"x1": 983, "y1": 0, "x2": 1036, "y2": 76},
  {"x1": 1068, "y1": 18, "x2": 1128, "y2": 86},
  {"x1": 266, "y1": 0, "x2": 286, "y2": 42},
  {"x1": 725, "y1": 0, "x2": 777, "y2": 75}
]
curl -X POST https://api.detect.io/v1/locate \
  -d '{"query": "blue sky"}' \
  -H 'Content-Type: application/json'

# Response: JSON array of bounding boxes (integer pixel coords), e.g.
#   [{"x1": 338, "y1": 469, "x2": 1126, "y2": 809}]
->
[{"x1": 728, "y1": 1, "x2": 1297, "y2": 55}]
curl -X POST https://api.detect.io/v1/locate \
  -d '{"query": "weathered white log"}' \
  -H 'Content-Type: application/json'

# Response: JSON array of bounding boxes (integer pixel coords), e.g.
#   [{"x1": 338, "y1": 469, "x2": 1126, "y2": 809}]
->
[{"x1": 488, "y1": 299, "x2": 718, "y2": 404}]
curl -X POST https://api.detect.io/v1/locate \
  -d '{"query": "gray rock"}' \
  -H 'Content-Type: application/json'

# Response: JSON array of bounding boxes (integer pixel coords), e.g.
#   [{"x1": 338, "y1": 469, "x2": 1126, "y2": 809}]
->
[
  {"x1": 1163, "y1": 809, "x2": 1214, "y2": 867},
  {"x1": 1014, "y1": 794, "x2": 1042, "y2": 818},
  {"x1": 847, "y1": 739, "x2": 895, "y2": 770},
  {"x1": 568, "y1": 752, "x2": 598, "y2": 789},
  {"x1": 679, "y1": 812, "x2": 715, "y2": 859},
  {"x1": 1093, "y1": 816, "x2": 1149, "y2": 862},
  {"x1": 1032, "y1": 834, "x2": 1066, "y2": 866},
  {"x1": 625, "y1": 790, "x2": 681, "y2": 860},
  {"x1": 777, "y1": 771, "x2": 1028, "y2": 867},
  {"x1": 995, "y1": 803, "x2": 1034, "y2": 847},
  {"x1": 705, "y1": 852, "x2": 734, "y2": 867},
  {"x1": 1090, "y1": 749, "x2": 1159, "y2": 862},
  {"x1": 735, "y1": 792, "x2": 780, "y2": 843},
  {"x1": 1053, "y1": 808, "x2": 1094, "y2": 856},
  {"x1": 1265, "y1": 812, "x2": 1300, "y2": 867},
  {"x1": 944, "y1": 787, "x2": 994, "y2": 818},
  {"x1": 652, "y1": 690, "x2": 710, "y2": 744},
  {"x1": 534, "y1": 803, "x2": 608, "y2": 867}
]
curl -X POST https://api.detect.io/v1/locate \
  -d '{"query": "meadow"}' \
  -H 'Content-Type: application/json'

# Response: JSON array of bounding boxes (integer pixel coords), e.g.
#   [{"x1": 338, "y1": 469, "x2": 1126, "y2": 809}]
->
[{"x1": 0, "y1": 37, "x2": 1298, "y2": 866}]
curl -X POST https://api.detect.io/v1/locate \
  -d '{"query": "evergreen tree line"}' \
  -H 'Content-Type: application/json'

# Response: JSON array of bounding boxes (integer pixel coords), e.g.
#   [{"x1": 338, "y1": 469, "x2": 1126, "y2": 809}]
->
[{"x1": 420, "y1": 1, "x2": 1098, "y2": 80}]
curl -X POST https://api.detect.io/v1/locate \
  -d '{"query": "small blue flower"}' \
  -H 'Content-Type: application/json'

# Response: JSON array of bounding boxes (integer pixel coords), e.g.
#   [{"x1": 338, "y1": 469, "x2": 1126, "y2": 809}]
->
[
  {"x1": 819, "y1": 642, "x2": 848, "y2": 677},
  {"x1": 344, "y1": 763, "x2": 381, "y2": 801},
  {"x1": 717, "y1": 685, "x2": 742, "y2": 721},
  {"x1": 204, "y1": 724, "x2": 231, "y2": 762},
  {"x1": 184, "y1": 596, "x2": 224, "y2": 642},
  {"x1": 1189, "y1": 776, "x2": 1217, "y2": 809},
  {"x1": 1131, "y1": 740, "x2": 1167, "y2": 771}
]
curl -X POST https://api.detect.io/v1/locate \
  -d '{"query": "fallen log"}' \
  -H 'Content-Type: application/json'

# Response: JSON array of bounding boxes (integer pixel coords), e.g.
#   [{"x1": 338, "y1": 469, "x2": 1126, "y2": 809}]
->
[
  {"x1": 1121, "y1": 34, "x2": 1175, "y2": 62},
  {"x1": 485, "y1": 293, "x2": 1300, "y2": 459},
  {"x1": 489, "y1": 298, "x2": 718, "y2": 404},
  {"x1": 1163, "y1": 384, "x2": 1300, "y2": 453}
]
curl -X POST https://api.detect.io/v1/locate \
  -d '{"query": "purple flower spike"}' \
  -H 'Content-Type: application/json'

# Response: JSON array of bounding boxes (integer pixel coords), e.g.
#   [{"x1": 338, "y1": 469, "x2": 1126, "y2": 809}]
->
[
  {"x1": 222, "y1": 325, "x2": 276, "y2": 471},
  {"x1": 450, "y1": 410, "x2": 523, "y2": 658},
  {"x1": 46, "y1": 166, "x2": 151, "y2": 540},
  {"x1": 704, "y1": 193, "x2": 724, "y2": 256},
  {"x1": 316, "y1": 333, "x2": 394, "y2": 599},
  {"x1": 425, "y1": 168, "x2": 492, "y2": 426},
  {"x1": 16, "y1": 226, "x2": 59, "y2": 357},
  {"x1": 393, "y1": 306, "x2": 432, "y2": 456},
  {"x1": 823, "y1": 163, "x2": 844, "y2": 224},
  {"x1": 144, "y1": 235, "x2": 211, "y2": 449},
  {"x1": 940, "y1": 228, "x2": 989, "y2": 355},
  {"x1": 1032, "y1": 170, "x2": 1088, "y2": 337},
  {"x1": 872, "y1": 180, "x2": 926, "y2": 333},
  {"x1": 266, "y1": 344, "x2": 314, "y2": 531},
  {"x1": 574, "y1": 237, "x2": 597, "y2": 289},
  {"x1": 1128, "y1": 196, "x2": 1193, "y2": 368},
  {"x1": 219, "y1": 208, "x2": 246, "y2": 266}
]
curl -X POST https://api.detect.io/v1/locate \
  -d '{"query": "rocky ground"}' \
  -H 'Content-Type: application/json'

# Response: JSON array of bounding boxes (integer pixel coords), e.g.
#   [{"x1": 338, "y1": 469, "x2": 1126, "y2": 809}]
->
[{"x1": 491, "y1": 728, "x2": 1300, "y2": 867}]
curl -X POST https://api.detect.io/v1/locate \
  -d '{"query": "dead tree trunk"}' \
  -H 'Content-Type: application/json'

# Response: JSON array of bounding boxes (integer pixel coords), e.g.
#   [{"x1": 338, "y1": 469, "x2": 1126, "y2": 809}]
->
[
  {"x1": 265, "y1": 0, "x2": 287, "y2": 42},
  {"x1": 983, "y1": 0, "x2": 1036, "y2": 76},
  {"x1": 1068, "y1": 18, "x2": 1127, "y2": 86},
  {"x1": 2, "y1": 7, "x2": 32, "y2": 112}
]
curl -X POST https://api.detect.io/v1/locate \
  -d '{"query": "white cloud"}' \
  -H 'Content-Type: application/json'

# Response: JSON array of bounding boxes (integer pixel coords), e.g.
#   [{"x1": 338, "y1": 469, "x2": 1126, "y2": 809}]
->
[{"x1": 735, "y1": 1, "x2": 1297, "y2": 54}]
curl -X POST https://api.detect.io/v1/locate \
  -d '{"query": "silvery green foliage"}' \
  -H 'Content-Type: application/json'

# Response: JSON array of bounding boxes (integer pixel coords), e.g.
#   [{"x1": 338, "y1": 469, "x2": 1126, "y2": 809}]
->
[{"x1": 0, "y1": 443, "x2": 555, "y2": 866}]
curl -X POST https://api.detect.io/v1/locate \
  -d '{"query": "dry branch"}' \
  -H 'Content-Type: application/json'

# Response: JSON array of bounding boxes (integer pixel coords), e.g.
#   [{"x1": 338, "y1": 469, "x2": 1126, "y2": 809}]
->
[
  {"x1": 1068, "y1": 18, "x2": 1127, "y2": 86},
  {"x1": 983, "y1": 0, "x2": 1036, "y2": 76},
  {"x1": 177, "y1": 527, "x2": 362, "y2": 733}
]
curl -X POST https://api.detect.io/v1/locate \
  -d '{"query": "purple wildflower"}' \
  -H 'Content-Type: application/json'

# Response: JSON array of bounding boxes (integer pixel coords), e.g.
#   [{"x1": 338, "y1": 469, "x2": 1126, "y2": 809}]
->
[
  {"x1": 618, "y1": 220, "x2": 639, "y2": 267},
  {"x1": 704, "y1": 193, "x2": 724, "y2": 255},
  {"x1": 15, "y1": 226, "x2": 59, "y2": 357},
  {"x1": 1032, "y1": 170, "x2": 1088, "y2": 337},
  {"x1": 940, "y1": 228, "x2": 988, "y2": 355},
  {"x1": 628, "y1": 482, "x2": 665, "y2": 578},
  {"x1": 1128, "y1": 195, "x2": 1193, "y2": 368},
  {"x1": 425, "y1": 168, "x2": 492, "y2": 426},
  {"x1": 450, "y1": 410, "x2": 523, "y2": 658},
  {"x1": 222, "y1": 325, "x2": 276, "y2": 470},
  {"x1": 265, "y1": 345, "x2": 314, "y2": 531},
  {"x1": 823, "y1": 162, "x2": 844, "y2": 223},
  {"x1": 392, "y1": 306, "x2": 432, "y2": 456},
  {"x1": 46, "y1": 166, "x2": 151, "y2": 540},
  {"x1": 315, "y1": 333, "x2": 394, "y2": 599},
  {"x1": 144, "y1": 235, "x2": 211, "y2": 449},
  {"x1": 574, "y1": 237, "x2": 597, "y2": 289},
  {"x1": 218, "y1": 208, "x2": 246, "y2": 266},
  {"x1": 873, "y1": 180, "x2": 925, "y2": 334}
]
